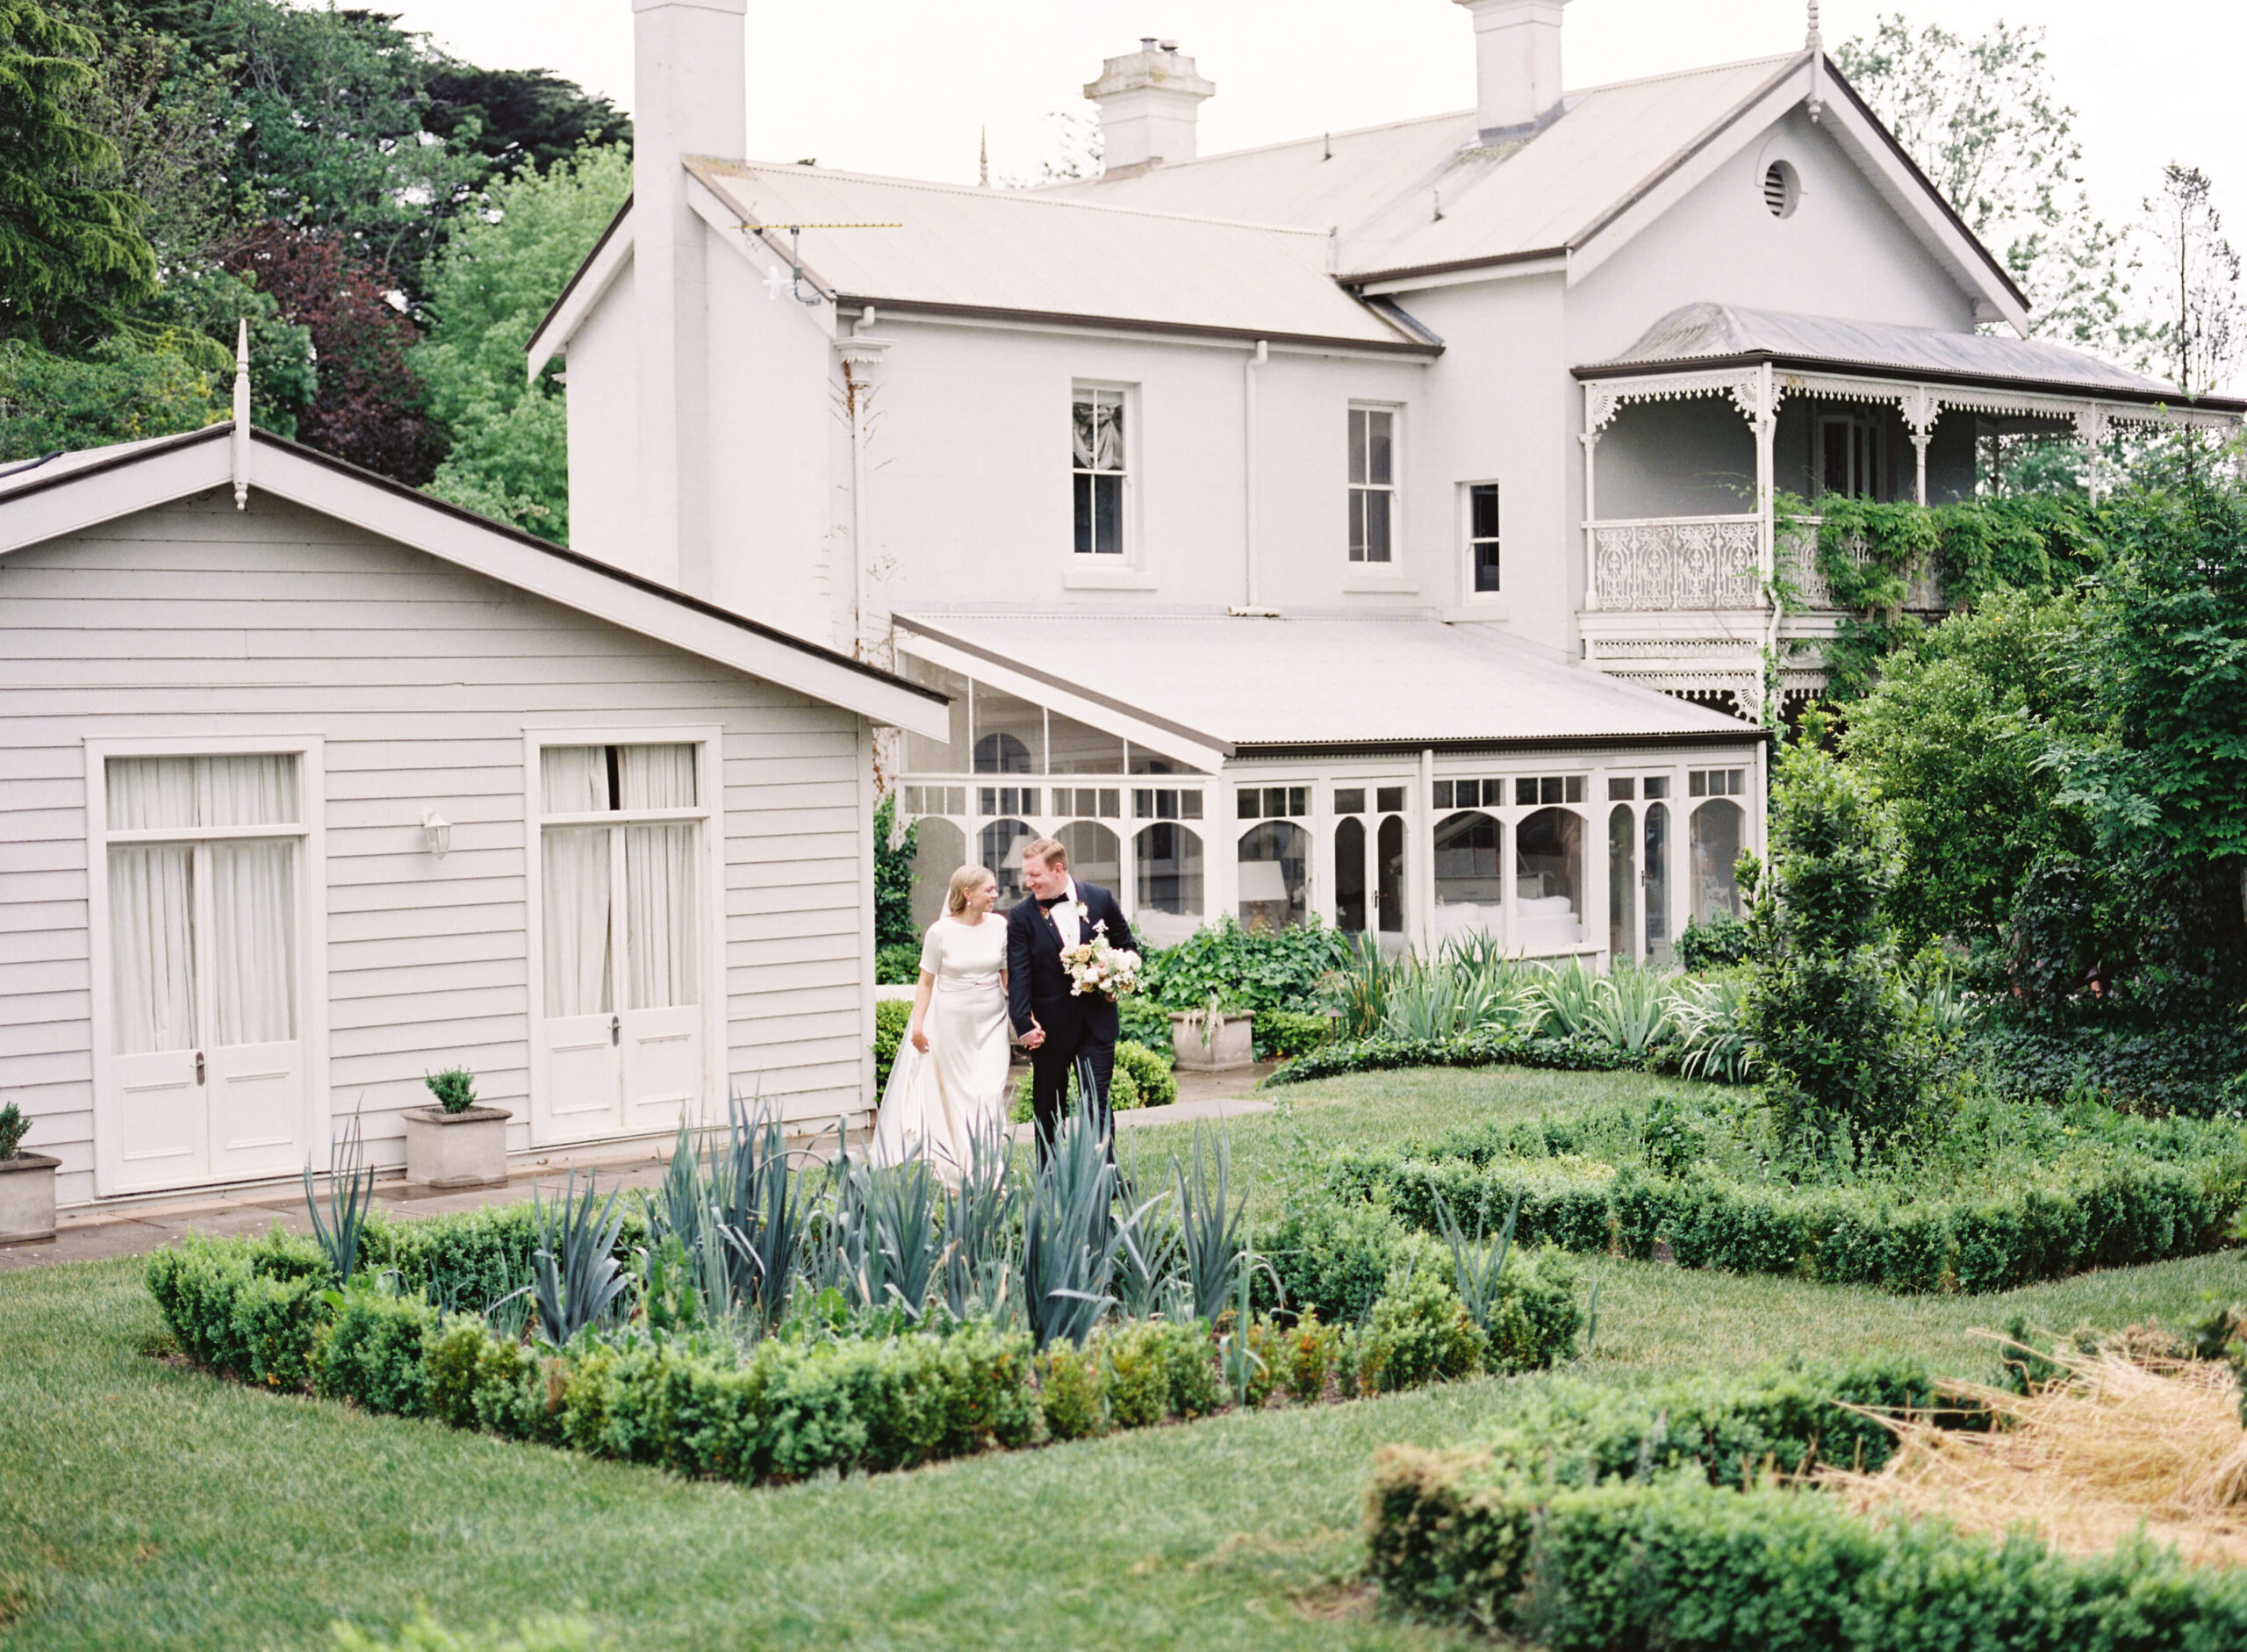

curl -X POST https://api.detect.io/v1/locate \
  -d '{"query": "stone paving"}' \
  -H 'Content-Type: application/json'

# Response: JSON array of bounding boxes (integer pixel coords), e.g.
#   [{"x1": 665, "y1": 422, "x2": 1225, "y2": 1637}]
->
[{"x1": 0, "y1": 1061, "x2": 1274, "y2": 1275}]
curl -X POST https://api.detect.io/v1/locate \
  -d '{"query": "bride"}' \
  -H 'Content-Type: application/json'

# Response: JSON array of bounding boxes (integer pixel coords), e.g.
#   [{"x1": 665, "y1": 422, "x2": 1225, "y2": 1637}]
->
[{"x1": 871, "y1": 864, "x2": 1013, "y2": 1177}]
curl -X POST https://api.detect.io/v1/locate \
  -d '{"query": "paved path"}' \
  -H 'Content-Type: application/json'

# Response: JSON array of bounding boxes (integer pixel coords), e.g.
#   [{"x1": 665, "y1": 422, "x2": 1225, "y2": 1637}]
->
[{"x1": 0, "y1": 1063, "x2": 1279, "y2": 1276}]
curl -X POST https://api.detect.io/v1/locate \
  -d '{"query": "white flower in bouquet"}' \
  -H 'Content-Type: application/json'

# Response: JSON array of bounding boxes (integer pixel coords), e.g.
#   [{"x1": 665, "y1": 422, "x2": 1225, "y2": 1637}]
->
[{"x1": 1061, "y1": 920, "x2": 1143, "y2": 1000}]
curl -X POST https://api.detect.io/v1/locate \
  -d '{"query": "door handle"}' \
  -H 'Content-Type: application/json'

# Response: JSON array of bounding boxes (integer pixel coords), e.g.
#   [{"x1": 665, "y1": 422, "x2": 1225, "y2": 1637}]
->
[
  {"x1": 610, "y1": 1014, "x2": 621, "y2": 1047},
  {"x1": 195, "y1": 1050, "x2": 205, "y2": 1085}
]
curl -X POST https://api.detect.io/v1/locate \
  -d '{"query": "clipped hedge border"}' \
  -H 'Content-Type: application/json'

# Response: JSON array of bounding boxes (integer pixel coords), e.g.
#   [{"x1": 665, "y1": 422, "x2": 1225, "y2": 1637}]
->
[
  {"x1": 1265, "y1": 1031, "x2": 1668, "y2": 1088},
  {"x1": 1332, "y1": 1148, "x2": 2236, "y2": 1295},
  {"x1": 1368, "y1": 1455, "x2": 2247, "y2": 1649}
]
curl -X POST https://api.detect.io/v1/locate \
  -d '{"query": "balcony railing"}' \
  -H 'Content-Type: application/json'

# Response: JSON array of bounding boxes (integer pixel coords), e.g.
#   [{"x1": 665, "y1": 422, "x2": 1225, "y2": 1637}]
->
[{"x1": 1587, "y1": 514, "x2": 1942, "y2": 614}]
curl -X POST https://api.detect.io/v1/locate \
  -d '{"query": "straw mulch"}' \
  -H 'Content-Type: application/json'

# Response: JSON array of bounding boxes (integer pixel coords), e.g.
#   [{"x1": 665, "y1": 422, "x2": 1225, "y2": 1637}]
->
[{"x1": 1816, "y1": 1335, "x2": 2247, "y2": 1567}]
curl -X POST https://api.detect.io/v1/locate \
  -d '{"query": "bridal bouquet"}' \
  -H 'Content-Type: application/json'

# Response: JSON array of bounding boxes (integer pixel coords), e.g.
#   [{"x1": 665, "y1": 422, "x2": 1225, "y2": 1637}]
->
[{"x1": 1060, "y1": 920, "x2": 1143, "y2": 1001}]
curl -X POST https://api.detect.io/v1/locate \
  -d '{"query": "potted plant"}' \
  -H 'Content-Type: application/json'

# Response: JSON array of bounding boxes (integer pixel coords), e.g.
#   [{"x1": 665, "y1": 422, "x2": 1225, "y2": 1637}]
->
[
  {"x1": 1170, "y1": 990, "x2": 1256, "y2": 1072},
  {"x1": 0, "y1": 1102, "x2": 57, "y2": 1244},
  {"x1": 401, "y1": 1067, "x2": 512, "y2": 1191}
]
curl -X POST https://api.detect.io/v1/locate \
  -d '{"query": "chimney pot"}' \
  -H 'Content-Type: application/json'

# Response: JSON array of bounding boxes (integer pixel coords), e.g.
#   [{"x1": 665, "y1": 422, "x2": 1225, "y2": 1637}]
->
[
  {"x1": 1085, "y1": 40, "x2": 1216, "y2": 175},
  {"x1": 1454, "y1": 0, "x2": 1571, "y2": 140}
]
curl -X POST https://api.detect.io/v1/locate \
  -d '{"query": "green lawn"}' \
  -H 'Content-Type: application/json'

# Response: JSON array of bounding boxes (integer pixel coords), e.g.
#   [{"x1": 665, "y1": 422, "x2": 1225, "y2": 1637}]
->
[{"x1": 5, "y1": 1067, "x2": 2244, "y2": 1652}]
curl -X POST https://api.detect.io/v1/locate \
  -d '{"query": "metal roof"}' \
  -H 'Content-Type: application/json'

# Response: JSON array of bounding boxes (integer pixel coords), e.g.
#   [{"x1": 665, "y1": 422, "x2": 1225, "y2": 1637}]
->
[
  {"x1": 896, "y1": 612, "x2": 1755, "y2": 751},
  {"x1": 687, "y1": 160, "x2": 1430, "y2": 351},
  {"x1": 1578, "y1": 301, "x2": 2243, "y2": 410},
  {"x1": 1044, "y1": 56, "x2": 1798, "y2": 284}
]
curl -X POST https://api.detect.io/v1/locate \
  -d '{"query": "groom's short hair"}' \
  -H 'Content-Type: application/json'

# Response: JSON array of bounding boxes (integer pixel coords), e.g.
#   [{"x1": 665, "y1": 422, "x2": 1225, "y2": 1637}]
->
[{"x1": 1023, "y1": 837, "x2": 1067, "y2": 871}]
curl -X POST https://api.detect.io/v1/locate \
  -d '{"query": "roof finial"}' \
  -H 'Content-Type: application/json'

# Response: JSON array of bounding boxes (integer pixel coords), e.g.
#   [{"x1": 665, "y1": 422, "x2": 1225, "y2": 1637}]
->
[
  {"x1": 1805, "y1": 1, "x2": 1821, "y2": 52},
  {"x1": 979, "y1": 125, "x2": 988, "y2": 188},
  {"x1": 231, "y1": 318, "x2": 250, "y2": 510}
]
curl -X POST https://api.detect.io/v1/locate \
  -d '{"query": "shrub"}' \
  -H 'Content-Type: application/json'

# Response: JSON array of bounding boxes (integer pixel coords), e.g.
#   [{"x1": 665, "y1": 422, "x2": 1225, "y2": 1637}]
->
[
  {"x1": 874, "y1": 943, "x2": 922, "y2": 987},
  {"x1": 1280, "y1": 1312, "x2": 1340, "y2": 1403},
  {"x1": 316, "y1": 1289, "x2": 439, "y2": 1416},
  {"x1": 1964, "y1": 1021, "x2": 2247, "y2": 1118},
  {"x1": 1746, "y1": 734, "x2": 1925, "y2": 1157},
  {"x1": 424, "y1": 1067, "x2": 477, "y2": 1114},
  {"x1": 1254, "y1": 1009, "x2": 1336, "y2": 1061},
  {"x1": 1354, "y1": 1274, "x2": 1486, "y2": 1394},
  {"x1": 872, "y1": 998, "x2": 912, "y2": 1093},
  {"x1": 1365, "y1": 1462, "x2": 2247, "y2": 1648},
  {"x1": 146, "y1": 1229, "x2": 330, "y2": 1378},
  {"x1": 1114, "y1": 1040, "x2": 1176, "y2": 1107},
  {"x1": 1117, "y1": 993, "x2": 1171, "y2": 1050},
  {"x1": 1095, "y1": 1318, "x2": 1222, "y2": 1424},
  {"x1": 0, "y1": 1100, "x2": 28, "y2": 1159},
  {"x1": 1261, "y1": 1196, "x2": 1426, "y2": 1325},
  {"x1": 1036, "y1": 1341, "x2": 1106, "y2": 1440},
  {"x1": 1140, "y1": 916, "x2": 1351, "y2": 1016},
  {"x1": 1266, "y1": 1029, "x2": 1662, "y2": 1088},
  {"x1": 1676, "y1": 914, "x2": 1753, "y2": 971},
  {"x1": 872, "y1": 792, "x2": 917, "y2": 950},
  {"x1": 1012, "y1": 1059, "x2": 1140, "y2": 1123}
]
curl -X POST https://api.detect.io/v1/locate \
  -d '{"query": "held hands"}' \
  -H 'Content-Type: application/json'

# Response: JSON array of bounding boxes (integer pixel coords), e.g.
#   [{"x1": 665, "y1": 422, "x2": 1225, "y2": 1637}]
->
[{"x1": 1020, "y1": 1018, "x2": 1046, "y2": 1051}]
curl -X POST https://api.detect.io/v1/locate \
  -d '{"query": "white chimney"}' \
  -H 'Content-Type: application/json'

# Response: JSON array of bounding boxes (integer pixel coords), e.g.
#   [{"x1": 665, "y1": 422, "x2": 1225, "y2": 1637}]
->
[
  {"x1": 1085, "y1": 39, "x2": 1215, "y2": 176},
  {"x1": 1454, "y1": 0, "x2": 1571, "y2": 139},
  {"x1": 632, "y1": 0, "x2": 745, "y2": 599}
]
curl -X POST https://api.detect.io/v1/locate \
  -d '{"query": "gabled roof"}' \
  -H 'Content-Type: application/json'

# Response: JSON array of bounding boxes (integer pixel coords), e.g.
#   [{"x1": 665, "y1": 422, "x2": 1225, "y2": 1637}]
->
[
  {"x1": 1049, "y1": 51, "x2": 2029, "y2": 328},
  {"x1": 897, "y1": 612, "x2": 1755, "y2": 756},
  {"x1": 1578, "y1": 302, "x2": 2246, "y2": 413},
  {"x1": 0, "y1": 424, "x2": 951, "y2": 739},
  {"x1": 683, "y1": 158, "x2": 1435, "y2": 353}
]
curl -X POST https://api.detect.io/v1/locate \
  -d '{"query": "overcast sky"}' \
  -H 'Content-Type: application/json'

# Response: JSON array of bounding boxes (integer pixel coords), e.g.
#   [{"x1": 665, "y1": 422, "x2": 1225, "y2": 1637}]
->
[{"x1": 391, "y1": 0, "x2": 2239, "y2": 274}]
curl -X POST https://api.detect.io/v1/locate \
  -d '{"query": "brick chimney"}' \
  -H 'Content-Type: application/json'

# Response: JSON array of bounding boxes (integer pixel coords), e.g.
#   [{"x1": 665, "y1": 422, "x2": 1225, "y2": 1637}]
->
[
  {"x1": 1085, "y1": 39, "x2": 1215, "y2": 176},
  {"x1": 1454, "y1": 0, "x2": 1571, "y2": 140},
  {"x1": 632, "y1": 0, "x2": 745, "y2": 598}
]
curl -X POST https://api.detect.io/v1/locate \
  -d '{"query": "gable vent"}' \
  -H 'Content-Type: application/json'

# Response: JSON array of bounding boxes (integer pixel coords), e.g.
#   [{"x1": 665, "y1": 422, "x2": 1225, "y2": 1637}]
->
[{"x1": 1762, "y1": 160, "x2": 1799, "y2": 219}]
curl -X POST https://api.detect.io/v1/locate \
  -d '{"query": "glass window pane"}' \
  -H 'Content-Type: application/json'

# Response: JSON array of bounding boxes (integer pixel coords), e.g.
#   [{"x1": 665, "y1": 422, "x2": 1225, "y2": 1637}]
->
[
  {"x1": 1046, "y1": 710, "x2": 1124, "y2": 774},
  {"x1": 1644, "y1": 777, "x2": 1670, "y2": 800},
  {"x1": 971, "y1": 684, "x2": 1043, "y2": 773},
  {"x1": 1237, "y1": 789, "x2": 1259, "y2": 821},
  {"x1": 1470, "y1": 483, "x2": 1500, "y2": 542},
  {"x1": 1608, "y1": 805, "x2": 1635, "y2": 961},
  {"x1": 1348, "y1": 407, "x2": 1367, "y2": 485},
  {"x1": 1376, "y1": 786, "x2": 1406, "y2": 814},
  {"x1": 1073, "y1": 395, "x2": 1096, "y2": 468},
  {"x1": 208, "y1": 838, "x2": 296, "y2": 1045},
  {"x1": 542, "y1": 826, "x2": 614, "y2": 1017},
  {"x1": 1644, "y1": 802, "x2": 1672, "y2": 962},
  {"x1": 1348, "y1": 489, "x2": 1367, "y2": 561},
  {"x1": 1365, "y1": 491, "x2": 1390, "y2": 562},
  {"x1": 1515, "y1": 807, "x2": 1583, "y2": 951},
  {"x1": 1133, "y1": 822, "x2": 1204, "y2": 945},
  {"x1": 1432, "y1": 780, "x2": 1453, "y2": 808},
  {"x1": 617, "y1": 743, "x2": 696, "y2": 810},
  {"x1": 1334, "y1": 815, "x2": 1368, "y2": 933},
  {"x1": 540, "y1": 746, "x2": 612, "y2": 815},
  {"x1": 1515, "y1": 777, "x2": 1538, "y2": 807},
  {"x1": 1691, "y1": 800, "x2": 1747, "y2": 923},
  {"x1": 1377, "y1": 815, "x2": 1406, "y2": 934},
  {"x1": 1474, "y1": 542, "x2": 1502, "y2": 593},
  {"x1": 980, "y1": 819, "x2": 1034, "y2": 907},
  {"x1": 901, "y1": 656, "x2": 972, "y2": 772},
  {"x1": 1288, "y1": 786, "x2": 1308, "y2": 816},
  {"x1": 1181, "y1": 793, "x2": 1202, "y2": 820},
  {"x1": 1608, "y1": 778, "x2": 1635, "y2": 801},
  {"x1": 1056, "y1": 820, "x2": 1119, "y2": 894},
  {"x1": 1237, "y1": 820, "x2": 1310, "y2": 931},
  {"x1": 1368, "y1": 410, "x2": 1393, "y2": 485},
  {"x1": 108, "y1": 843, "x2": 197, "y2": 1054},
  {"x1": 624, "y1": 822, "x2": 698, "y2": 1010},
  {"x1": 1073, "y1": 472, "x2": 1093, "y2": 556},
  {"x1": 109, "y1": 754, "x2": 298, "y2": 830},
  {"x1": 1334, "y1": 787, "x2": 1366, "y2": 815},
  {"x1": 1095, "y1": 473, "x2": 1124, "y2": 554}
]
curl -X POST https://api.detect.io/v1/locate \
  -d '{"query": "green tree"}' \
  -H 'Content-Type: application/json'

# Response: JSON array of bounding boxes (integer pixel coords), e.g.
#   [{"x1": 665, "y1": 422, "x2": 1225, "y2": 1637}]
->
[
  {"x1": 872, "y1": 791, "x2": 919, "y2": 949},
  {"x1": 2139, "y1": 163, "x2": 2244, "y2": 399},
  {"x1": 1842, "y1": 590, "x2": 2092, "y2": 949},
  {"x1": 411, "y1": 142, "x2": 628, "y2": 539},
  {"x1": 1744, "y1": 729, "x2": 1921, "y2": 1160},
  {"x1": 0, "y1": 330, "x2": 219, "y2": 456},
  {"x1": 0, "y1": 0, "x2": 154, "y2": 347},
  {"x1": 1837, "y1": 16, "x2": 2131, "y2": 356}
]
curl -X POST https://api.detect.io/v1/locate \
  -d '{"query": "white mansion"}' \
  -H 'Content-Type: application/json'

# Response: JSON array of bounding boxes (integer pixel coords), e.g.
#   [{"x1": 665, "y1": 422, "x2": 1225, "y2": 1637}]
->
[{"x1": 535, "y1": 0, "x2": 2241, "y2": 967}]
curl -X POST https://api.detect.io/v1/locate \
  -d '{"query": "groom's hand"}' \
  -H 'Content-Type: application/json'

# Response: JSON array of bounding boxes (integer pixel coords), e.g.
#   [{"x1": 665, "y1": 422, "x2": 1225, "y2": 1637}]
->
[{"x1": 1021, "y1": 1019, "x2": 1045, "y2": 1050}]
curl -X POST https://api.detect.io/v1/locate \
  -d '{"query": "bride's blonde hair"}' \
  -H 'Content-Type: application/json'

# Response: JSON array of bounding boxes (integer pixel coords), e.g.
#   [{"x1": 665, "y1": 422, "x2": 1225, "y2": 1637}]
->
[{"x1": 946, "y1": 864, "x2": 995, "y2": 915}]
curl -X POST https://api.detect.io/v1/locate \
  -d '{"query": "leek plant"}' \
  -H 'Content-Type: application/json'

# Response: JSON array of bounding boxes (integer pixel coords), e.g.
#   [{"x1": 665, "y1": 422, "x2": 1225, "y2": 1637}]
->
[
  {"x1": 304, "y1": 1111, "x2": 375, "y2": 1287},
  {"x1": 939, "y1": 1115, "x2": 1022, "y2": 1323},
  {"x1": 1530, "y1": 959, "x2": 1602, "y2": 1038},
  {"x1": 1020, "y1": 1116, "x2": 1142, "y2": 1348},
  {"x1": 1173, "y1": 1124, "x2": 1250, "y2": 1323},
  {"x1": 1670, "y1": 973, "x2": 1757, "y2": 1081},
  {"x1": 870, "y1": 1157, "x2": 942, "y2": 1320},
  {"x1": 527, "y1": 1169, "x2": 632, "y2": 1346},
  {"x1": 1587, "y1": 966, "x2": 1678, "y2": 1053},
  {"x1": 1429, "y1": 1180, "x2": 1520, "y2": 1343},
  {"x1": 1325, "y1": 937, "x2": 1411, "y2": 1038}
]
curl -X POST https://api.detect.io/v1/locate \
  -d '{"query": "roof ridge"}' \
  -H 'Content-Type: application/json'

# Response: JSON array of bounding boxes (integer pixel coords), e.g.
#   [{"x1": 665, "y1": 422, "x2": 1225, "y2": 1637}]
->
[{"x1": 698, "y1": 156, "x2": 1332, "y2": 239}]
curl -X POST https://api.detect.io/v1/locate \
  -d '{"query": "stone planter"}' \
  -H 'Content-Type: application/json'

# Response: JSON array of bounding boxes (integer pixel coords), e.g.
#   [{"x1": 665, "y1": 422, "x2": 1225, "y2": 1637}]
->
[
  {"x1": 0, "y1": 1153, "x2": 59, "y2": 1245},
  {"x1": 401, "y1": 1105, "x2": 512, "y2": 1191},
  {"x1": 1171, "y1": 1009, "x2": 1256, "y2": 1072}
]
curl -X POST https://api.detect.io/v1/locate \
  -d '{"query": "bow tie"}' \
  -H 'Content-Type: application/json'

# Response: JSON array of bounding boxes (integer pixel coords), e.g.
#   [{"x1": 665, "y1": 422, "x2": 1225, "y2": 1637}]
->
[{"x1": 1037, "y1": 894, "x2": 1068, "y2": 911}]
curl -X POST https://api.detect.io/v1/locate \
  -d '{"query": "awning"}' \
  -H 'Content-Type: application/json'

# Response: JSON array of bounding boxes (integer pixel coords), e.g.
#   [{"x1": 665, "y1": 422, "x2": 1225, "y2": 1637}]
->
[
  {"x1": 1576, "y1": 302, "x2": 2243, "y2": 413},
  {"x1": 894, "y1": 612, "x2": 1755, "y2": 760}
]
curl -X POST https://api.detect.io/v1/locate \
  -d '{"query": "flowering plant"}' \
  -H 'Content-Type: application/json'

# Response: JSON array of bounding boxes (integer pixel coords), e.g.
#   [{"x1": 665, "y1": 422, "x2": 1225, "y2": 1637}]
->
[{"x1": 1060, "y1": 920, "x2": 1143, "y2": 1001}]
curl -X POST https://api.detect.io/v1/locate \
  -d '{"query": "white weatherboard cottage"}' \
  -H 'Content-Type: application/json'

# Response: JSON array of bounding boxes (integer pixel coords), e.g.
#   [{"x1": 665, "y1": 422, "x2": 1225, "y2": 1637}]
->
[
  {"x1": 0, "y1": 412, "x2": 947, "y2": 1212},
  {"x1": 536, "y1": 0, "x2": 2239, "y2": 973}
]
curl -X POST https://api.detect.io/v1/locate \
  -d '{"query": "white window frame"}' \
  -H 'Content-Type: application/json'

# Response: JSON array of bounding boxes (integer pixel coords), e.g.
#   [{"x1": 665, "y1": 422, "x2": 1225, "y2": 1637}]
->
[
  {"x1": 1070, "y1": 381, "x2": 1137, "y2": 565},
  {"x1": 1814, "y1": 412, "x2": 1886, "y2": 502},
  {"x1": 83, "y1": 734, "x2": 329, "y2": 1198},
  {"x1": 1347, "y1": 402, "x2": 1402, "y2": 569},
  {"x1": 1461, "y1": 478, "x2": 1504, "y2": 606},
  {"x1": 521, "y1": 725, "x2": 729, "y2": 1138}
]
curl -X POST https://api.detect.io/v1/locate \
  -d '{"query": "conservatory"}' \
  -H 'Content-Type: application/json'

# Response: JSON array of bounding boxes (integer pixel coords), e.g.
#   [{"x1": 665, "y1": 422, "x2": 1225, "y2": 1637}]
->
[{"x1": 894, "y1": 614, "x2": 1763, "y2": 965}]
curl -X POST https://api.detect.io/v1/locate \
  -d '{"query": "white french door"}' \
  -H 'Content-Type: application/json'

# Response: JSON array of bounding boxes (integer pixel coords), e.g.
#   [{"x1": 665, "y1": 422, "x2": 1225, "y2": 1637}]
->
[
  {"x1": 531, "y1": 740, "x2": 712, "y2": 1146},
  {"x1": 96, "y1": 752, "x2": 312, "y2": 1194}
]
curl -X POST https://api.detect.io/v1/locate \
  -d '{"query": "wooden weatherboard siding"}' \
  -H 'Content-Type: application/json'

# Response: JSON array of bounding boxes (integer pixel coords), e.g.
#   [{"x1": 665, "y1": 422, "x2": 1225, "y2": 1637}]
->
[{"x1": 0, "y1": 488, "x2": 872, "y2": 1209}]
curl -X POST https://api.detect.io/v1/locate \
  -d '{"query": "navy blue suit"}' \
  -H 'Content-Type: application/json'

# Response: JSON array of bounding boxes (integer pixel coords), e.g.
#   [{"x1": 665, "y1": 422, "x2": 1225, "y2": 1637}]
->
[{"x1": 1006, "y1": 881, "x2": 1137, "y2": 1153}]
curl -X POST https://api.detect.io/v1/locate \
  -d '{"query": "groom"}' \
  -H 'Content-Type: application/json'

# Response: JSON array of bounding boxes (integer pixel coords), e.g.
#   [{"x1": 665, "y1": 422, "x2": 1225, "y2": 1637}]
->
[{"x1": 1007, "y1": 837, "x2": 1138, "y2": 1157}]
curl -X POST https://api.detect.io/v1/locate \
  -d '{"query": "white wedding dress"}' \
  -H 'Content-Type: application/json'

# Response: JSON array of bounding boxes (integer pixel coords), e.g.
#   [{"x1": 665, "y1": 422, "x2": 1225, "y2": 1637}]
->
[{"x1": 871, "y1": 915, "x2": 1012, "y2": 1177}]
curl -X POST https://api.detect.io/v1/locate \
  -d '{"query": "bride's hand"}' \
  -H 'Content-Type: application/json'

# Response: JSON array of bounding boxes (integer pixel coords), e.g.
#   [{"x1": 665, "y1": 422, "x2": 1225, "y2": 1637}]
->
[{"x1": 910, "y1": 1024, "x2": 930, "y2": 1053}]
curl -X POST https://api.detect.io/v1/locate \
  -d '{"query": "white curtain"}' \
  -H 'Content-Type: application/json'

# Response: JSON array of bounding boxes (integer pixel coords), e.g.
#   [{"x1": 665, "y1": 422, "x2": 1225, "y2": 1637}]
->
[
  {"x1": 108, "y1": 845, "x2": 196, "y2": 1055},
  {"x1": 209, "y1": 840, "x2": 295, "y2": 1045},
  {"x1": 620, "y1": 744, "x2": 699, "y2": 1011},
  {"x1": 105, "y1": 754, "x2": 298, "y2": 1054},
  {"x1": 542, "y1": 827, "x2": 614, "y2": 1018},
  {"x1": 541, "y1": 745, "x2": 612, "y2": 814}
]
